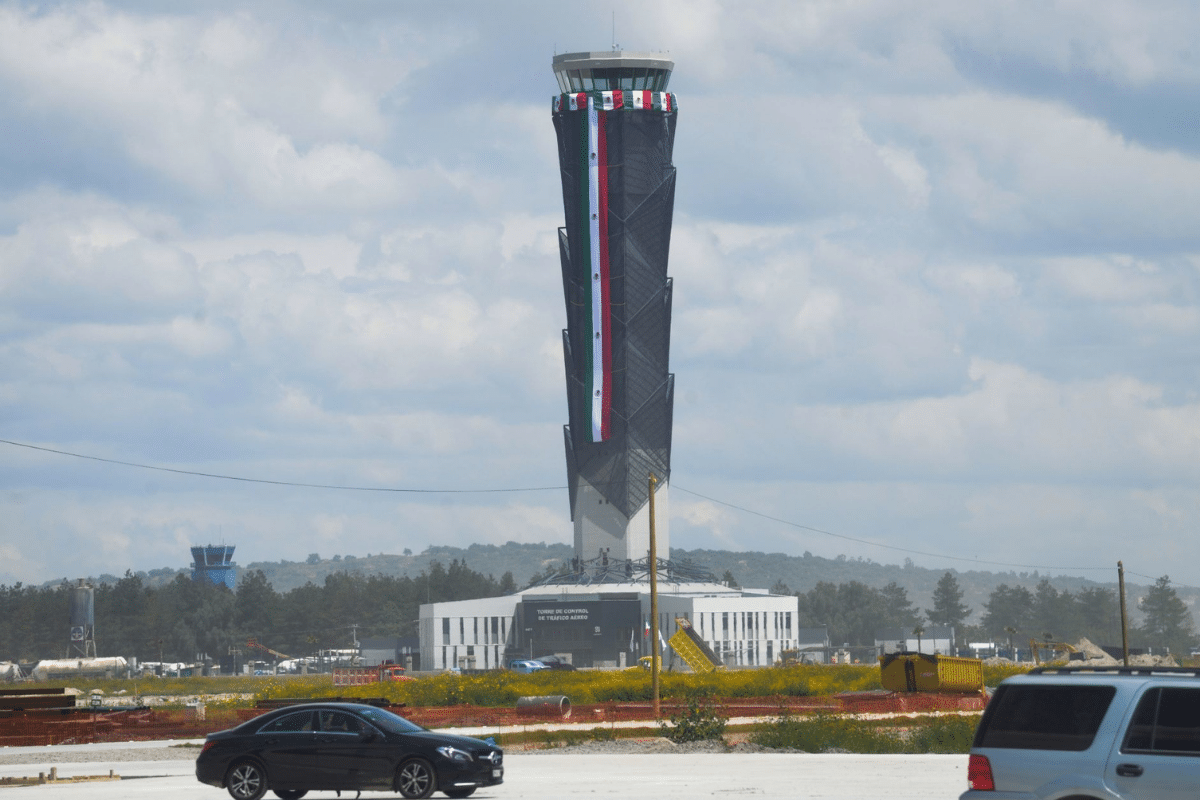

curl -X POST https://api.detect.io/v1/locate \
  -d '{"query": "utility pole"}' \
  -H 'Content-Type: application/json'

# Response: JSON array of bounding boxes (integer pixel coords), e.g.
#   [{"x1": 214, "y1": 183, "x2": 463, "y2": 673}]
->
[
  {"x1": 649, "y1": 472, "x2": 660, "y2": 720},
  {"x1": 1118, "y1": 561, "x2": 1130, "y2": 667}
]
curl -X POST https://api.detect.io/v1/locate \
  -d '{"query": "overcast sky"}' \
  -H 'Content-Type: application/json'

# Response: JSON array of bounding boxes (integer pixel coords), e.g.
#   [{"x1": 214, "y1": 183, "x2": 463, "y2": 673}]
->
[{"x1": 3, "y1": 0, "x2": 1200, "y2": 590}]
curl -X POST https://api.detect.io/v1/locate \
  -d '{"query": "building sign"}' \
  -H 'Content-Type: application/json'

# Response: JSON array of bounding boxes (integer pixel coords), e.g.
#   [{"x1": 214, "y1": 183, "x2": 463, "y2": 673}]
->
[{"x1": 534, "y1": 606, "x2": 592, "y2": 623}]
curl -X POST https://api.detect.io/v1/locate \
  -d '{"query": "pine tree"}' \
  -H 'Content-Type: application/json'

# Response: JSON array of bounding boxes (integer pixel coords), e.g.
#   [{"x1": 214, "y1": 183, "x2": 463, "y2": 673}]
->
[
  {"x1": 981, "y1": 584, "x2": 1034, "y2": 637},
  {"x1": 879, "y1": 581, "x2": 921, "y2": 628},
  {"x1": 926, "y1": 572, "x2": 971, "y2": 629},
  {"x1": 1139, "y1": 575, "x2": 1196, "y2": 656}
]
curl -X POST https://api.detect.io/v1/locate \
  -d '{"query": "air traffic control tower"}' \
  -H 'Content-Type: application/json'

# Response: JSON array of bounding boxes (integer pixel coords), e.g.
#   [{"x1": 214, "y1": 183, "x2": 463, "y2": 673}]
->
[{"x1": 551, "y1": 51, "x2": 677, "y2": 567}]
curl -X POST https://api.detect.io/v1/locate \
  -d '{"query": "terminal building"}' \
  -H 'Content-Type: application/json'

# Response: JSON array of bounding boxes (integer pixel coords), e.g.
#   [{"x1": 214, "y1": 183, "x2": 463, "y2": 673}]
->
[
  {"x1": 418, "y1": 51, "x2": 799, "y2": 670},
  {"x1": 420, "y1": 558, "x2": 801, "y2": 671}
]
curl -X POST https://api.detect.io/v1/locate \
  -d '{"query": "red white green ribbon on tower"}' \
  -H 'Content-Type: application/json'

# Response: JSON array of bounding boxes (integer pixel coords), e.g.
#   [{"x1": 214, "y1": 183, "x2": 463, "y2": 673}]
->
[
  {"x1": 551, "y1": 90, "x2": 676, "y2": 443},
  {"x1": 581, "y1": 94, "x2": 611, "y2": 443},
  {"x1": 553, "y1": 91, "x2": 675, "y2": 113}
]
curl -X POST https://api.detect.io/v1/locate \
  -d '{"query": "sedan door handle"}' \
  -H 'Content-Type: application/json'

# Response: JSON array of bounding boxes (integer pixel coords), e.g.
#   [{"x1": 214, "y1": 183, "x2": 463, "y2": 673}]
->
[{"x1": 1116, "y1": 763, "x2": 1144, "y2": 778}]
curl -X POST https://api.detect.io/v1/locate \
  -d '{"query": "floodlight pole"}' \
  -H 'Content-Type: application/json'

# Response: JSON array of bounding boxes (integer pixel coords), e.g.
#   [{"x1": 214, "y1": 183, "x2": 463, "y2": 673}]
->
[{"x1": 649, "y1": 472, "x2": 660, "y2": 720}]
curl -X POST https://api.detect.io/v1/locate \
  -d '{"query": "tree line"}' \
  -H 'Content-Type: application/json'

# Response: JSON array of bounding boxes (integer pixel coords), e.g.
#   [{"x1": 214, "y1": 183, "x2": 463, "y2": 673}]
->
[
  {"x1": 783, "y1": 571, "x2": 1195, "y2": 657},
  {"x1": 0, "y1": 560, "x2": 515, "y2": 664},
  {"x1": 3, "y1": 561, "x2": 1192, "y2": 664}
]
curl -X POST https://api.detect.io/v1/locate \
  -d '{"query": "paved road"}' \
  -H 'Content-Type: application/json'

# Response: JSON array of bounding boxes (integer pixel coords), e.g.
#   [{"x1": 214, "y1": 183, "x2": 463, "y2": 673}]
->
[{"x1": 0, "y1": 741, "x2": 967, "y2": 799}]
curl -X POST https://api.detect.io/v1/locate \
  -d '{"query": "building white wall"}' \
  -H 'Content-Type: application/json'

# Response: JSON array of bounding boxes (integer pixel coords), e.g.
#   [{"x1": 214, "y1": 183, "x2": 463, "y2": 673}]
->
[
  {"x1": 419, "y1": 582, "x2": 799, "y2": 671},
  {"x1": 419, "y1": 595, "x2": 521, "y2": 671}
]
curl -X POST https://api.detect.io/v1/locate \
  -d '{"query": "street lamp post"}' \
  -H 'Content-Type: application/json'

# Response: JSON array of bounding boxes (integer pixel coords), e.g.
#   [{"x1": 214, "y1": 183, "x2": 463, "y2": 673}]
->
[{"x1": 649, "y1": 473, "x2": 660, "y2": 720}]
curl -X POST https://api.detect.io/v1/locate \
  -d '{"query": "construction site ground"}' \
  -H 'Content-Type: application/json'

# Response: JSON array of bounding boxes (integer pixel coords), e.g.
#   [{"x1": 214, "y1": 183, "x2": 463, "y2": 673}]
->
[{"x1": 0, "y1": 691, "x2": 985, "y2": 747}]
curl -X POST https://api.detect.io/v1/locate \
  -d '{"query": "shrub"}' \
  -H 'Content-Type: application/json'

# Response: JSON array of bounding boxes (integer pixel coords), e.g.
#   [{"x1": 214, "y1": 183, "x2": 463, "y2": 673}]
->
[
  {"x1": 589, "y1": 726, "x2": 616, "y2": 742},
  {"x1": 660, "y1": 696, "x2": 728, "y2": 743}
]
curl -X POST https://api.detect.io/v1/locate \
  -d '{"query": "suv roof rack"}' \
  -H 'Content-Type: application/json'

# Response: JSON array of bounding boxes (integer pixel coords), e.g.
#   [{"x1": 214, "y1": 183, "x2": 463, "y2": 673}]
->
[{"x1": 1029, "y1": 666, "x2": 1200, "y2": 677}]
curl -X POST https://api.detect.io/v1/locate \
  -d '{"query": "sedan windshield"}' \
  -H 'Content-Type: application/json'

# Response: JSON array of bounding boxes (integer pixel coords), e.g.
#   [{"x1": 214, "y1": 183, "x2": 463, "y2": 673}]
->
[{"x1": 355, "y1": 706, "x2": 426, "y2": 734}]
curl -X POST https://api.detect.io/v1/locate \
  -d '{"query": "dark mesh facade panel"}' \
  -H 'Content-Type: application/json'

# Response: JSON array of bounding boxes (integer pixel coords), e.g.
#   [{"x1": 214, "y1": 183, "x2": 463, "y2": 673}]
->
[
  {"x1": 624, "y1": 280, "x2": 672, "y2": 414},
  {"x1": 554, "y1": 99, "x2": 677, "y2": 520},
  {"x1": 563, "y1": 425, "x2": 579, "y2": 522}
]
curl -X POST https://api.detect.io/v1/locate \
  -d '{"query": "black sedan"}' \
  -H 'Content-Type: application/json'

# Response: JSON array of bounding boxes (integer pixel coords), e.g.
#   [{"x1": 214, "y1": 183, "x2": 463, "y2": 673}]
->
[{"x1": 195, "y1": 702, "x2": 503, "y2": 800}]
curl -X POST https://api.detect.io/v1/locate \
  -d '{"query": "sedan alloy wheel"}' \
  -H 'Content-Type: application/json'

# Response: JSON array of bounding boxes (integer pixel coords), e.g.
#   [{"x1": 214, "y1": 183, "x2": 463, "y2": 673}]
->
[
  {"x1": 396, "y1": 758, "x2": 435, "y2": 799},
  {"x1": 226, "y1": 761, "x2": 267, "y2": 800}
]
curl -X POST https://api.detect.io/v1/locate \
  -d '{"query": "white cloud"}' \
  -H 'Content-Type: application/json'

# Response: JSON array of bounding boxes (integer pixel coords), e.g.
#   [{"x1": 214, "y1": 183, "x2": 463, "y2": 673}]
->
[
  {"x1": 883, "y1": 92, "x2": 1200, "y2": 241},
  {"x1": 1041, "y1": 255, "x2": 1170, "y2": 303},
  {"x1": 782, "y1": 358, "x2": 1200, "y2": 485},
  {"x1": 923, "y1": 263, "x2": 1021, "y2": 306},
  {"x1": 0, "y1": 4, "x2": 412, "y2": 209},
  {"x1": 5, "y1": 0, "x2": 1200, "y2": 589},
  {"x1": 184, "y1": 233, "x2": 363, "y2": 278}
]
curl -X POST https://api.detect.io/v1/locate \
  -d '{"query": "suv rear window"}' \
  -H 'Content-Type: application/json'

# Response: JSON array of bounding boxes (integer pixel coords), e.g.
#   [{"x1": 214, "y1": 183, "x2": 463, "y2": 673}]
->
[
  {"x1": 976, "y1": 684, "x2": 1116, "y2": 751},
  {"x1": 1124, "y1": 687, "x2": 1200, "y2": 755}
]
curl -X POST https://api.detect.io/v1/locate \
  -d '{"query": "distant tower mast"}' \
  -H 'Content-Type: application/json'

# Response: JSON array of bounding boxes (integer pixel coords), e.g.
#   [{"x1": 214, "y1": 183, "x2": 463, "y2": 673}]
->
[{"x1": 68, "y1": 578, "x2": 96, "y2": 657}]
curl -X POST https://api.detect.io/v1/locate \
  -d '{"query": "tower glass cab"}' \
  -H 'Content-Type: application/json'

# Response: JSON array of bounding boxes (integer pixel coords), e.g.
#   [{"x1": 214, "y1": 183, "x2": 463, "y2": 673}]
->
[
  {"x1": 551, "y1": 51, "x2": 678, "y2": 572},
  {"x1": 552, "y1": 51, "x2": 674, "y2": 93}
]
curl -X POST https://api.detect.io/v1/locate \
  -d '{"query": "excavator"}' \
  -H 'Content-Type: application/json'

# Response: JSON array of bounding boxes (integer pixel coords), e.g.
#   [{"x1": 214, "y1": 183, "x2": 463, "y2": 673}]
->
[{"x1": 1029, "y1": 638, "x2": 1079, "y2": 665}]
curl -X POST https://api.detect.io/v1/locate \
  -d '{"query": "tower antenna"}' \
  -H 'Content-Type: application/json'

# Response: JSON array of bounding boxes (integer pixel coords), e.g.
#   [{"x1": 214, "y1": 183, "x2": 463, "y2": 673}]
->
[{"x1": 612, "y1": 11, "x2": 617, "y2": 51}]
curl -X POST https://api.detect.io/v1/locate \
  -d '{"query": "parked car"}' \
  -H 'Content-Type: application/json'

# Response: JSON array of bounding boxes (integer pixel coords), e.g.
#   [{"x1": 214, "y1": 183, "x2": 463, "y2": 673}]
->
[
  {"x1": 507, "y1": 659, "x2": 549, "y2": 674},
  {"x1": 534, "y1": 655, "x2": 576, "y2": 671},
  {"x1": 195, "y1": 701, "x2": 503, "y2": 800},
  {"x1": 962, "y1": 665, "x2": 1200, "y2": 799}
]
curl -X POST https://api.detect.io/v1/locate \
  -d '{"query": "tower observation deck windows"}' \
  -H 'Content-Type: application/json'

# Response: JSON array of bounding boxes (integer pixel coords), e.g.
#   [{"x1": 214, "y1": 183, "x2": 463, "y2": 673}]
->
[{"x1": 554, "y1": 67, "x2": 672, "y2": 94}]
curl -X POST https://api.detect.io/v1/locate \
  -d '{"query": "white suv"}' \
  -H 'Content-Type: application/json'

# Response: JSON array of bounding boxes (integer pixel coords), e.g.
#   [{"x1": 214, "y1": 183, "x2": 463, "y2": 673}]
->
[{"x1": 962, "y1": 666, "x2": 1200, "y2": 800}]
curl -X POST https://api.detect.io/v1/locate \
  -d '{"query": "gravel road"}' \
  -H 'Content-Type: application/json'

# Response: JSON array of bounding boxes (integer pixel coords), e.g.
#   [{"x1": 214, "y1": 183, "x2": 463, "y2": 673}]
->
[{"x1": 0, "y1": 736, "x2": 804, "y2": 766}]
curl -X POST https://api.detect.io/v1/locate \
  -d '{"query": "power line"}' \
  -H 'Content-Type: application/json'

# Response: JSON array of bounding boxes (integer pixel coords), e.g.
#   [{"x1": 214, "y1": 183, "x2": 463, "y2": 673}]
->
[
  {"x1": 671, "y1": 485, "x2": 1114, "y2": 574},
  {"x1": 0, "y1": 439, "x2": 562, "y2": 494},
  {"x1": 0, "y1": 437, "x2": 1157, "y2": 579}
]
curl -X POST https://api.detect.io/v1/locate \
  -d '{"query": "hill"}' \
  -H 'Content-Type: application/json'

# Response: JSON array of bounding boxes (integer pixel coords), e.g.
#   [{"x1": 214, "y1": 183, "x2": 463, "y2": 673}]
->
[{"x1": 67, "y1": 542, "x2": 1194, "y2": 629}]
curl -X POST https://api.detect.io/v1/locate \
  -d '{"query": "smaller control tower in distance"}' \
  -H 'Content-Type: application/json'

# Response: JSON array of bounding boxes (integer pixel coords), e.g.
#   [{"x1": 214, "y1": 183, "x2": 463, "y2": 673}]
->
[
  {"x1": 191, "y1": 544, "x2": 236, "y2": 590},
  {"x1": 551, "y1": 51, "x2": 678, "y2": 568}
]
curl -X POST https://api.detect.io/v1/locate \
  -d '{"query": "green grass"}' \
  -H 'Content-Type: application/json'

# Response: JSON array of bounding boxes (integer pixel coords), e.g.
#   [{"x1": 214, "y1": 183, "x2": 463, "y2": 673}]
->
[{"x1": 749, "y1": 713, "x2": 980, "y2": 754}]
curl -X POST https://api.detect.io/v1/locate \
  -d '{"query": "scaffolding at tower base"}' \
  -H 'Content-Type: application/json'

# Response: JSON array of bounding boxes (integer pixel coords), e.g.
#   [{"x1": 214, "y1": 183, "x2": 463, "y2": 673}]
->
[{"x1": 523, "y1": 553, "x2": 717, "y2": 589}]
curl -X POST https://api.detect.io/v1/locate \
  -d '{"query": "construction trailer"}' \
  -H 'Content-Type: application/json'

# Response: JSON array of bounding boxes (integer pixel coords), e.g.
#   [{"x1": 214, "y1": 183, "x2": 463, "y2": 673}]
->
[{"x1": 878, "y1": 652, "x2": 984, "y2": 694}]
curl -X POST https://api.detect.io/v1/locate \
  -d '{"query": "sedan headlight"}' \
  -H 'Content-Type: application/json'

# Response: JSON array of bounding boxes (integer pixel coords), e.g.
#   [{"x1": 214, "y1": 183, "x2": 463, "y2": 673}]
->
[{"x1": 436, "y1": 746, "x2": 474, "y2": 763}]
